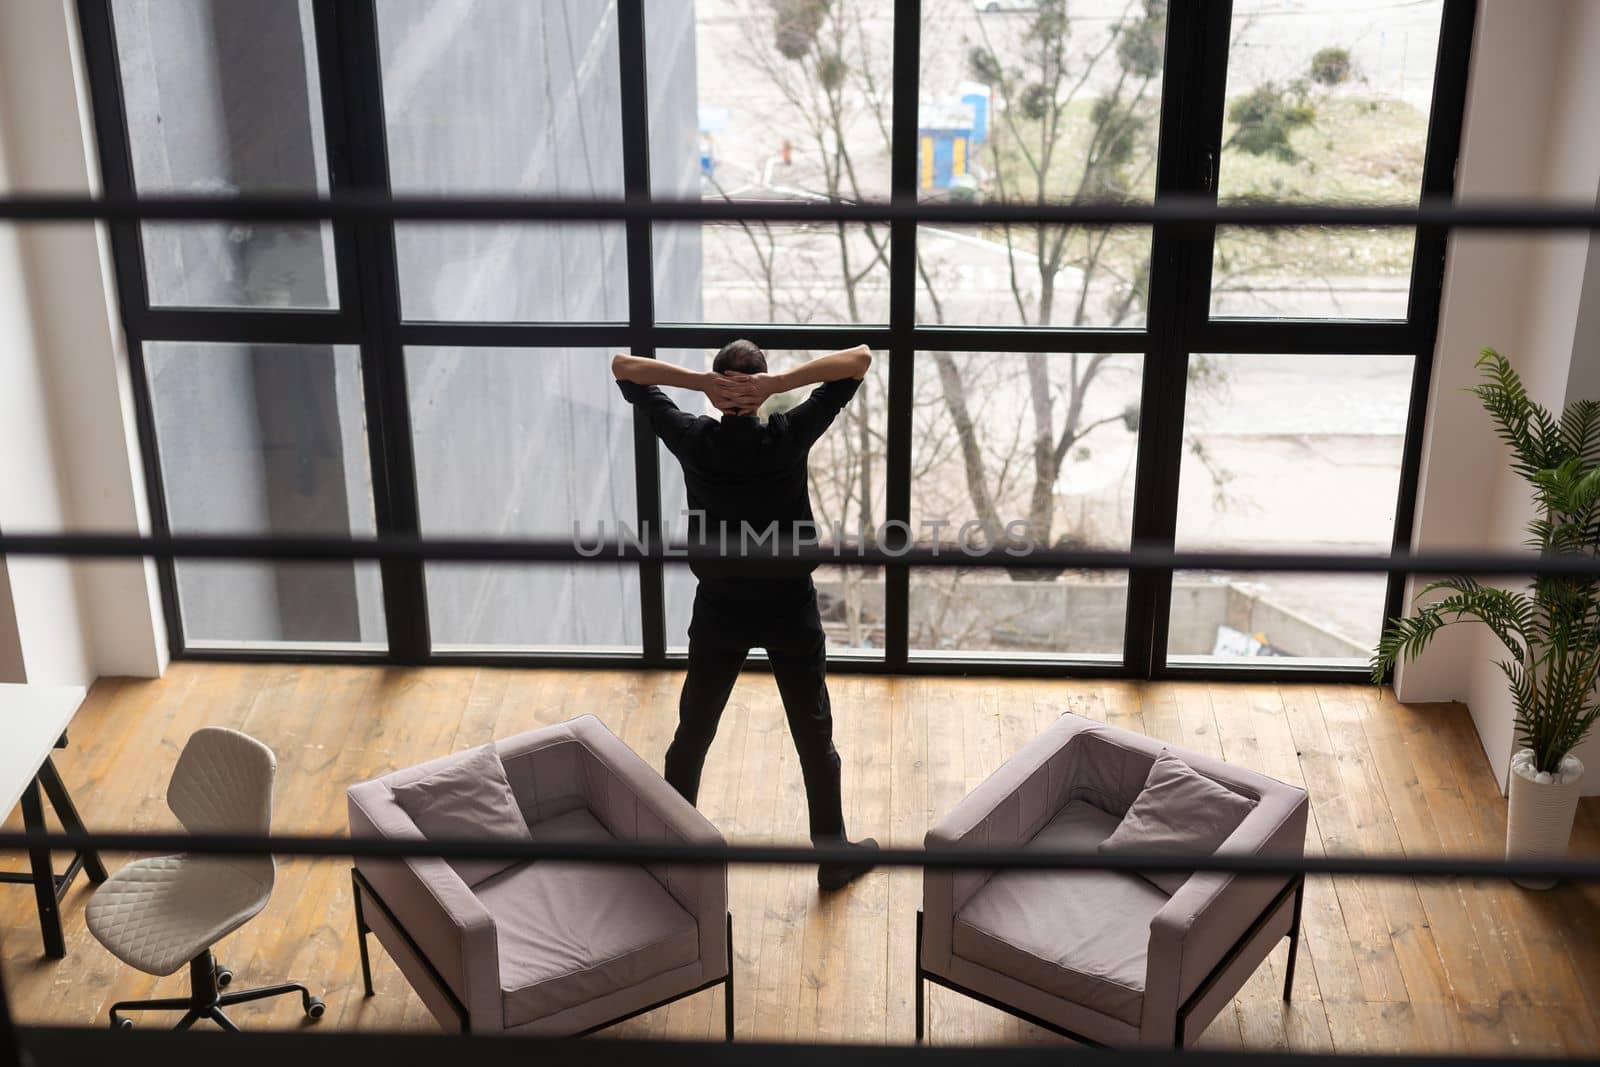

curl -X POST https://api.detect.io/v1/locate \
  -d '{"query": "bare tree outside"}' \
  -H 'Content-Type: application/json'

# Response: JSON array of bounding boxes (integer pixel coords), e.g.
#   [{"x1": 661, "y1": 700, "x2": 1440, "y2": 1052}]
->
[{"x1": 677, "y1": 0, "x2": 1443, "y2": 659}]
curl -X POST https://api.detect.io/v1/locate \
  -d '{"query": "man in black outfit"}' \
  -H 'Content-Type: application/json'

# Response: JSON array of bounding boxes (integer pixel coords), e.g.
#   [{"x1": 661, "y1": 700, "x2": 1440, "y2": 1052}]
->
[{"x1": 612, "y1": 340, "x2": 878, "y2": 891}]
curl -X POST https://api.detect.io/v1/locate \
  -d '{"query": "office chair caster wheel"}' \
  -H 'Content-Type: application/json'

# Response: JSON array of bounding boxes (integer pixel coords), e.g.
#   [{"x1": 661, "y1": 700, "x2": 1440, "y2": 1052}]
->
[
  {"x1": 215, "y1": 966, "x2": 234, "y2": 989},
  {"x1": 110, "y1": 1015, "x2": 132, "y2": 1030},
  {"x1": 305, "y1": 997, "x2": 326, "y2": 1020}
]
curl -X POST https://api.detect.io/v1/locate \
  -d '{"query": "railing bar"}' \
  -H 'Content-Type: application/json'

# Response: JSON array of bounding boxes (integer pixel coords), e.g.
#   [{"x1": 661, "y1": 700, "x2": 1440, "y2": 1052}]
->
[
  {"x1": 2, "y1": 532, "x2": 1600, "y2": 579},
  {"x1": 4, "y1": 830, "x2": 1598, "y2": 882},
  {"x1": 5, "y1": 193, "x2": 1600, "y2": 231}
]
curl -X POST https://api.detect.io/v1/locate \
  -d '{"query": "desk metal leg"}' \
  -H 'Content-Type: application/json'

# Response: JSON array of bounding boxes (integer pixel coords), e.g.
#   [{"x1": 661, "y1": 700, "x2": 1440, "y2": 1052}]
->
[
  {"x1": 21, "y1": 778, "x2": 65, "y2": 959},
  {"x1": 4, "y1": 759, "x2": 105, "y2": 958},
  {"x1": 0, "y1": 926, "x2": 19, "y2": 1067},
  {"x1": 38, "y1": 757, "x2": 107, "y2": 883}
]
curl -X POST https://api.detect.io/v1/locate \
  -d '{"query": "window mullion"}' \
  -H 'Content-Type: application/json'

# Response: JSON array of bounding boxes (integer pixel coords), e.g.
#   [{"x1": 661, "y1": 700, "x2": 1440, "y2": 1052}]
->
[
  {"x1": 618, "y1": 0, "x2": 666, "y2": 667},
  {"x1": 1124, "y1": 0, "x2": 1234, "y2": 679},
  {"x1": 883, "y1": 0, "x2": 923, "y2": 672},
  {"x1": 328, "y1": 0, "x2": 430, "y2": 663}
]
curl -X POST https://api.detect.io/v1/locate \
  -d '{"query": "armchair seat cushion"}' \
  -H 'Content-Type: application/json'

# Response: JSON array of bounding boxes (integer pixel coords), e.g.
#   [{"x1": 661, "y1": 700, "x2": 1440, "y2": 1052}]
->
[
  {"x1": 477, "y1": 808, "x2": 700, "y2": 1028},
  {"x1": 951, "y1": 800, "x2": 1169, "y2": 1027}
]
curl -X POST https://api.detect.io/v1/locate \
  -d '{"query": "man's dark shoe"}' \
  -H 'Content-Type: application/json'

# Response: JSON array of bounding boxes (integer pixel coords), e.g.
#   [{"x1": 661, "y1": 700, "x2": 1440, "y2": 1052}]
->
[{"x1": 817, "y1": 837, "x2": 879, "y2": 891}]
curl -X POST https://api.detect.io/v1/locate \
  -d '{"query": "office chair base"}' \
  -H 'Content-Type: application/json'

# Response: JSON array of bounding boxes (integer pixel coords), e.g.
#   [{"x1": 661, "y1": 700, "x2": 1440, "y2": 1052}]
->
[{"x1": 108, "y1": 949, "x2": 324, "y2": 1031}]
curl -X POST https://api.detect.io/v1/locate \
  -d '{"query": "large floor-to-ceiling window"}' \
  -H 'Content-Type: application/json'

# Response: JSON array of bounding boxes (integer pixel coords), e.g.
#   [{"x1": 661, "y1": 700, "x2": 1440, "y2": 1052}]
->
[{"x1": 79, "y1": 0, "x2": 1474, "y2": 677}]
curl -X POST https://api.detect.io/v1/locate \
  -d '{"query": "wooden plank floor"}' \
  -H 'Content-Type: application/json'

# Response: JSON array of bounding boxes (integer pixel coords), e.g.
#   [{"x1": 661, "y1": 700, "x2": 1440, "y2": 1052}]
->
[{"x1": 3, "y1": 664, "x2": 1598, "y2": 1052}]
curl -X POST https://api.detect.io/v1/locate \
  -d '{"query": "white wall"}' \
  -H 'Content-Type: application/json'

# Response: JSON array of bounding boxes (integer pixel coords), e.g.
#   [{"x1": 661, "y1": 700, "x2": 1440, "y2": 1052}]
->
[
  {"x1": 0, "y1": 561, "x2": 25, "y2": 683},
  {"x1": 0, "y1": 1, "x2": 166, "y2": 684},
  {"x1": 1558, "y1": 231, "x2": 1600, "y2": 789},
  {"x1": 0, "y1": 77, "x2": 93, "y2": 686},
  {"x1": 1398, "y1": 0, "x2": 1600, "y2": 793}
]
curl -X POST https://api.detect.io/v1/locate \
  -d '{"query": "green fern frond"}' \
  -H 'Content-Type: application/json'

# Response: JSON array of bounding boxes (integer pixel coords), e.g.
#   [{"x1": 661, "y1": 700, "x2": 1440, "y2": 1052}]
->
[
  {"x1": 1557, "y1": 398, "x2": 1600, "y2": 464},
  {"x1": 1371, "y1": 610, "x2": 1449, "y2": 681},
  {"x1": 1380, "y1": 349, "x2": 1600, "y2": 773},
  {"x1": 1472, "y1": 347, "x2": 1558, "y2": 475}
]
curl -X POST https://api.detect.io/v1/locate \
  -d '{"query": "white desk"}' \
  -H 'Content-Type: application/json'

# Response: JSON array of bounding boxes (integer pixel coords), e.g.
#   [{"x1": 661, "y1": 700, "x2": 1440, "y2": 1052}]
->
[{"x1": 1, "y1": 683, "x2": 107, "y2": 958}]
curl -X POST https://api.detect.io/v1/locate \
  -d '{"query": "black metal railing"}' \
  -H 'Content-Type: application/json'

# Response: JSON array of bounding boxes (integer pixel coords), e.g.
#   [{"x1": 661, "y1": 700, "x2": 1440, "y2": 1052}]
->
[{"x1": 8, "y1": 26, "x2": 1600, "y2": 1054}]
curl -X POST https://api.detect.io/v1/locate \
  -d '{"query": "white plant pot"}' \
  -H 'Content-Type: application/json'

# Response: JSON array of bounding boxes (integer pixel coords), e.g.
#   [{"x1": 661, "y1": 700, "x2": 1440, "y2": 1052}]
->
[{"x1": 1505, "y1": 747, "x2": 1584, "y2": 890}]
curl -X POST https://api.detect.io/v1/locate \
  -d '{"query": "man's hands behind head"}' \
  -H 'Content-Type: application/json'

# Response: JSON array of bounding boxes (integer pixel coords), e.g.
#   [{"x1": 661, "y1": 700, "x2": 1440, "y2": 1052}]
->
[
  {"x1": 703, "y1": 370, "x2": 775, "y2": 417},
  {"x1": 722, "y1": 371, "x2": 777, "y2": 409},
  {"x1": 702, "y1": 372, "x2": 743, "y2": 414}
]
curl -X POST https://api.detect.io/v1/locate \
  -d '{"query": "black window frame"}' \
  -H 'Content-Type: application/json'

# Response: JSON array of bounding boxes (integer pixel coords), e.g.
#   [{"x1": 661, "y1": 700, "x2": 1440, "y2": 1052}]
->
[{"x1": 76, "y1": 0, "x2": 1478, "y2": 681}]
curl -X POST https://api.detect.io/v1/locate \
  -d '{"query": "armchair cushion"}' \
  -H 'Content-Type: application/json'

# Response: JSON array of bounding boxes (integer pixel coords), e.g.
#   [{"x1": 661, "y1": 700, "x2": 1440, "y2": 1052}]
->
[
  {"x1": 951, "y1": 799, "x2": 1166, "y2": 1027},
  {"x1": 479, "y1": 807, "x2": 700, "y2": 1028},
  {"x1": 390, "y1": 742, "x2": 534, "y2": 887},
  {"x1": 1098, "y1": 751, "x2": 1256, "y2": 894}
]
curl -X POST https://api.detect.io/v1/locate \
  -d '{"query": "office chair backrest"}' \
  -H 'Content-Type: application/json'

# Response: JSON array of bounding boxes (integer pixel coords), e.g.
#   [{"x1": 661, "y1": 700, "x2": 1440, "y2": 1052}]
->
[{"x1": 167, "y1": 727, "x2": 276, "y2": 835}]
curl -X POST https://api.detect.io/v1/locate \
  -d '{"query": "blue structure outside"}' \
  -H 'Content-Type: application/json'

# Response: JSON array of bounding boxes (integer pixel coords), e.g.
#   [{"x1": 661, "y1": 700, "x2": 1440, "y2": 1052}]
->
[
  {"x1": 959, "y1": 81, "x2": 990, "y2": 143},
  {"x1": 918, "y1": 86, "x2": 990, "y2": 191}
]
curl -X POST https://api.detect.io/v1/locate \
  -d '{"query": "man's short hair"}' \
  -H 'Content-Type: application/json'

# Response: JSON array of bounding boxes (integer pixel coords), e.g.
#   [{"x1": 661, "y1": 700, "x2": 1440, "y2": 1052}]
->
[{"x1": 713, "y1": 338, "x2": 767, "y2": 375}]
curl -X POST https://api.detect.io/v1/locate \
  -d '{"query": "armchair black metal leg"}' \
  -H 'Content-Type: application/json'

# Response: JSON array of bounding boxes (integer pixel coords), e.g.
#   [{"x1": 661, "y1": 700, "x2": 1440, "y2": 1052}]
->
[
  {"x1": 914, "y1": 911, "x2": 925, "y2": 1045},
  {"x1": 350, "y1": 868, "x2": 467, "y2": 1029},
  {"x1": 21, "y1": 779, "x2": 64, "y2": 960},
  {"x1": 915, "y1": 970, "x2": 925, "y2": 1044},
  {"x1": 351, "y1": 868, "x2": 375, "y2": 997},
  {"x1": 38, "y1": 757, "x2": 108, "y2": 883},
  {"x1": 1175, "y1": 874, "x2": 1303, "y2": 1043},
  {"x1": 174, "y1": 1009, "x2": 202, "y2": 1031},
  {"x1": 724, "y1": 912, "x2": 735, "y2": 1042},
  {"x1": 208, "y1": 1009, "x2": 240, "y2": 1032},
  {"x1": 1283, "y1": 875, "x2": 1305, "y2": 1002}
]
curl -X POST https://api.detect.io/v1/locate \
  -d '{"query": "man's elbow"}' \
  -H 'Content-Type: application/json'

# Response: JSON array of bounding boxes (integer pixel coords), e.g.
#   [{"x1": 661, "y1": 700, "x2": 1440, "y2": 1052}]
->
[
  {"x1": 611, "y1": 353, "x2": 631, "y2": 381},
  {"x1": 851, "y1": 347, "x2": 873, "y2": 379}
]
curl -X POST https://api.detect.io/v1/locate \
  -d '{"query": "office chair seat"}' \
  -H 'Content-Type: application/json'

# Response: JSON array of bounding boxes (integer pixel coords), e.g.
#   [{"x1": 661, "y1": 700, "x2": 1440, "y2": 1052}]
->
[
  {"x1": 87, "y1": 854, "x2": 273, "y2": 976},
  {"x1": 85, "y1": 727, "x2": 322, "y2": 1030}
]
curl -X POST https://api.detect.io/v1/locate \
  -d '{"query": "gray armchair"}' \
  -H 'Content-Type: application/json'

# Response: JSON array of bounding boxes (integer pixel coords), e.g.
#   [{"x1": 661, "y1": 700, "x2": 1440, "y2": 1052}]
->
[
  {"x1": 347, "y1": 715, "x2": 731, "y2": 1037},
  {"x1": 918, "y1": 712, "x2": 1308, "y2": 1048}
]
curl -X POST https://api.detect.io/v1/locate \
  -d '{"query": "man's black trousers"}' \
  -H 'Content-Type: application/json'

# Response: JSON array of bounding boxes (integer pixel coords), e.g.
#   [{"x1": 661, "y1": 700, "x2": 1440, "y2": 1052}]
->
[{"x1": 664, "y1": 579, "x2": 846, "y2": 840}]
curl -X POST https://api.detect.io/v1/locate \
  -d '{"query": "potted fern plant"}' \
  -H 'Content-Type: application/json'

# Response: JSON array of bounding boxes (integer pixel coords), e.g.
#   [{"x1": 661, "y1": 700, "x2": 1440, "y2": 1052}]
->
[{"x1": 1373, "y1": 348, "x2": 1599, "y2": 889}]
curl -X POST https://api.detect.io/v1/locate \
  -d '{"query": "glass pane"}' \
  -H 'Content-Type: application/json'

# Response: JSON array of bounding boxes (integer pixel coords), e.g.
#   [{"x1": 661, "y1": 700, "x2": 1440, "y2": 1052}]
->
[
  {"x1": 1210, "y1": 0, "x2": 1444, "y2": 320},
  {"x1": 909, "y1": 351, "x2": 1142, "y2": 658},
  {"x1": 648, "y1": 0, "x2": 893, "y2": 325},
  {"x1": 376, "y1": 1, "x2": 629, "y2": 322},
  {"x1": 654, "y1": 223, "x2": 890, "y2": 324},
  {"x1": 657, "y1": 349, "x2": 888, "y2": 654},
  {"x1": 145, "y1": 343, "x2": 383, "y2": 649},
  {"x1": 915, "y1": 1, "x2": 1164, "y2": 327},
  {"x1": 408, "y1": 347, "x2": 641, "y2": 651},
  {"x1": 1168, "y1": 353, "x2": 1413, "y2": 666},
  {"x1": 112, "y1": 0, "x2": 337, "y2": 309}
]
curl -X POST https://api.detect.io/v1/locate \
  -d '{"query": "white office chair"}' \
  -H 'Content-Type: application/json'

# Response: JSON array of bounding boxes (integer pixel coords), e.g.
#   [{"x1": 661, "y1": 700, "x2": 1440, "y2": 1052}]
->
[{"x1": 86, "y1": 727, "x2": 324, "y2": 1030}]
